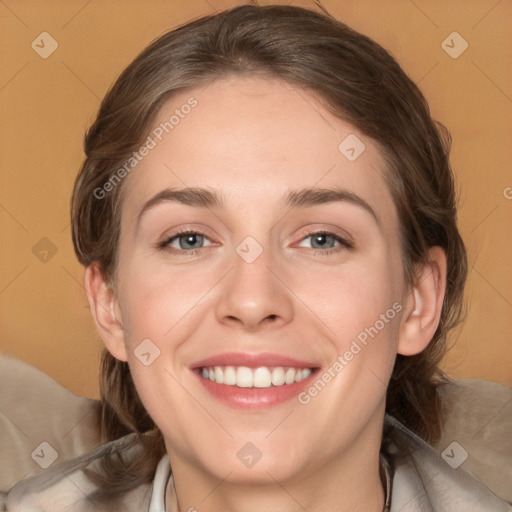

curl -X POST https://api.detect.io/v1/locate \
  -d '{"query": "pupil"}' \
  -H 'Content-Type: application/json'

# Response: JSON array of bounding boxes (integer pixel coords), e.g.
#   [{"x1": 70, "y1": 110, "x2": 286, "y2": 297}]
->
[
  {"x1": 312, "y1": 233, "x2": 334, "y2": 249},
  {"x1": 180, "y1": 234, "x2": 201, "y2": 249},
  {"x1": 316, "y1": 234, "x2": 326, "y2": 245}
]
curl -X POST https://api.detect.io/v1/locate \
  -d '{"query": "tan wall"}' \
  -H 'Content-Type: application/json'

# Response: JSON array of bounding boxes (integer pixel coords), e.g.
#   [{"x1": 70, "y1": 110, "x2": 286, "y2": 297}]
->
[{"x1": 1, "y1": 0, "x2": 510, "y2": 399}]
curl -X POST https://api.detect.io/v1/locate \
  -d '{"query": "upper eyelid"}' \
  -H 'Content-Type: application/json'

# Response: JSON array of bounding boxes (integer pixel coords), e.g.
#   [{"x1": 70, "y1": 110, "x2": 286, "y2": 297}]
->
[
  {"x1": 161, "y1": 226, "x2": 215, "y2": 242},
  {"x1": 294, "y1": 226, "x2": 353, "y2": 245},
  {"x1": 294, "y1": 231, "x2": 352, "y2": 248},
  {"x1": 162, "y1": 230, "x2": 215, "y2": 246},
  {"x1": 162, "y1": 228, "x2": 351, "y2": 248}
]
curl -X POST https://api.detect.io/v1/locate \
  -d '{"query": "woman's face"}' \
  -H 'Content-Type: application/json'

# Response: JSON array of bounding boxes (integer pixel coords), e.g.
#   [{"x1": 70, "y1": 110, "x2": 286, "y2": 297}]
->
[{"x1": 111, "y1": 76, "x2": 408, "y2": 483}]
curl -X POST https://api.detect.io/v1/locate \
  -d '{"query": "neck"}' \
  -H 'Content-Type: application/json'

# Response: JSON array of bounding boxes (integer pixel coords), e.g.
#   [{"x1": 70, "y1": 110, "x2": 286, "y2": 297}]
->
[{"x1": 166, "y1": 414, "x2": 386, "y2": 512}]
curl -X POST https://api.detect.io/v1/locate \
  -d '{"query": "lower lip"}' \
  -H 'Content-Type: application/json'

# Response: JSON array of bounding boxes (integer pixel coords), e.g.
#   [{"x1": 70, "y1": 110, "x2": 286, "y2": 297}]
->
[{"x1": 193, "y1": 370, "x2": 317, "y2": 410}]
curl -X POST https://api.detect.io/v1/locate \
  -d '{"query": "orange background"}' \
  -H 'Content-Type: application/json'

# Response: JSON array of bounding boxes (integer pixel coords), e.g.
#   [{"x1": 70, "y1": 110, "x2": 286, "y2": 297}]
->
[{"x1": 1, "y1": 0, "x2": 511, "y2": 398}]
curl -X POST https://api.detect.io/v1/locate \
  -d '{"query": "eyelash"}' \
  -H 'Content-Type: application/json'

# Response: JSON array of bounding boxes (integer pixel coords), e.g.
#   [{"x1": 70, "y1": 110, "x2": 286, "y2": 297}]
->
[
  {"x1": 158, "y1": 229, "x2": 211, "y2": 256},
  {"x1": 297, "y1": 231, "x2": 353, "y2": 255},
  {"x1": 158, "y1": 229, "x2": 353, "y2": 256}
]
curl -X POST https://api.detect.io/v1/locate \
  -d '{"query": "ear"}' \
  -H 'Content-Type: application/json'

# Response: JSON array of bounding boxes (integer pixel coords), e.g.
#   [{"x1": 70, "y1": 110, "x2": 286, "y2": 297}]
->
[
  {"x1": 84, "y1": 263, "x2": 128, "y2": 362},
  {"x1": 398, "y1": 246, "x2": 447, "y2": 356}
]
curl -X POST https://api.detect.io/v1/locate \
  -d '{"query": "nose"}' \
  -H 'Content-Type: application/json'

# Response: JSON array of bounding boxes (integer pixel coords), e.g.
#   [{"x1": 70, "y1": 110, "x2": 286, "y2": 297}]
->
[{"x1": 214, "y1": 246, "x2": 294, "y2": 332}]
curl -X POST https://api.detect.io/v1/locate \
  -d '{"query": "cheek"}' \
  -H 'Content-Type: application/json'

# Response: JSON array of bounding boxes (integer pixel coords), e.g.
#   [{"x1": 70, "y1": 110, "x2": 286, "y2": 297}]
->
[
  {"x1": 302, "y1": 259, "x2": 402, "y2": 333},
  {"x1": 293, "y1": 252, "x2": 404, "y2": 389},
  {"x1": 117, "y1": 260, "x2": 218, "y2": 345}
]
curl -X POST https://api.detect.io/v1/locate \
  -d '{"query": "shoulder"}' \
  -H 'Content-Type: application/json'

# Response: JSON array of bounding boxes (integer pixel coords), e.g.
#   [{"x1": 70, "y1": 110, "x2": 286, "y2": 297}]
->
[
  {"x1": 436, "y1": 379, "x2": 512, "y2": 503},
  {"x1": 0, "y1": 354, "x2": 101, "y2": 492},
  {"x1": 1, "y1": 435, "x2": 152, "y2": 512},
  {"x1": 386, "y1": 379, "x2": 512, "y2": 511}
]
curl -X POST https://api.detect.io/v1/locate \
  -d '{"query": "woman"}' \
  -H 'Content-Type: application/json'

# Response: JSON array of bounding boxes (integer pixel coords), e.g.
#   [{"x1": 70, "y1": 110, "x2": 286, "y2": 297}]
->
[{"x1": 3, "y1": 4, "x2": 510, "y2": 511}]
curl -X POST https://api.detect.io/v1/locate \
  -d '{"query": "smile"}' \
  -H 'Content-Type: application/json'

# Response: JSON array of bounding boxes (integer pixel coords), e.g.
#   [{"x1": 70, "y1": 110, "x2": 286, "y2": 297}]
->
[
  {"x1": 191, "y1": 352, "x2": 319, "y2": 409},
  {"x1": 199, "y1": 366, "x2": 313, "y2": 388}
]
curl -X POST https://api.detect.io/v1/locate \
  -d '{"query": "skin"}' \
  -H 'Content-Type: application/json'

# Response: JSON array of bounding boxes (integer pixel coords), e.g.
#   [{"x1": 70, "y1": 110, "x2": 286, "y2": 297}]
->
[{"x1": 86, "y1": 76, "x2": 447, "y2": 512}]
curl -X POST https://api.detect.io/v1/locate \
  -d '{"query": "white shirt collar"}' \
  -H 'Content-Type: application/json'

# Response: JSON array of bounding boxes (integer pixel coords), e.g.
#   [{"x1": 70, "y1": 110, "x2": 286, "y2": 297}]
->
[{"x1": 149, "y1": 455, "x2": 172, "y2": 512}]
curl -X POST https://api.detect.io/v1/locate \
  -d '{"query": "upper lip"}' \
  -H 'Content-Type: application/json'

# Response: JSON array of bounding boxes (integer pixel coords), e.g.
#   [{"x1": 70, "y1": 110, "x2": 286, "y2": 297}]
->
[{"x1": 191, "y1": 352, "x2": 319, "y2": 369}]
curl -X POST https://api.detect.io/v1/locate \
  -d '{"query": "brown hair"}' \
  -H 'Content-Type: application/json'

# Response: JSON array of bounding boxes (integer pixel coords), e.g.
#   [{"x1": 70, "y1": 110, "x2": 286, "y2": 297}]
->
[{"x1": 71, "y1": 3, "x2": 467, "y2": 498}]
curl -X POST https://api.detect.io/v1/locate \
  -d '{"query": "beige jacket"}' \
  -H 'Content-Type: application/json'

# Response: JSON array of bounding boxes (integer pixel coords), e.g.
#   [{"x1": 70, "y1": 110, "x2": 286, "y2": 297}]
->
[
  {"x1": 1, "y1": 356, "x2": 511, "y2": 511},
  {"x1": 2, "y1": 415, "x2": 511, "y2": 511}
]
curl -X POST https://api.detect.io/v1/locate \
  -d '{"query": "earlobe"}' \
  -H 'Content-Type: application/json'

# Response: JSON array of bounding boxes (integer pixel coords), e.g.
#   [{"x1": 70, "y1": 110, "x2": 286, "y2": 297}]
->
[
  {"x1": 397, "y1": 247, "x2": 447, "y2": 356},
  {"x1": 84, "y1": 264, "x2": 128, "y2": 362}
]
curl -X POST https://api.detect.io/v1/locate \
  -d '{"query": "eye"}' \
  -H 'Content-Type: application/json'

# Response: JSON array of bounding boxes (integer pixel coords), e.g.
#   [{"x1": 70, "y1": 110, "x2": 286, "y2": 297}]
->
[
  {"x1": 160, "y1": 230, "x2": 214, "y2": 252},
  {"x1": 296, "y1": 231, "x2": 352, "y2": 252}
]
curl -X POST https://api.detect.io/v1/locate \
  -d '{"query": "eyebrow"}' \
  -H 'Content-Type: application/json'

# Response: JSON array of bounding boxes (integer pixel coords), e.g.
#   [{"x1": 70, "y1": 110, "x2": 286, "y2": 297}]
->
[
  {"x1": 136, "y1": 186, "x2": 379, "y2": 227},
  {"x1": 284, "y1": 187, "x2": 379, "y2": 225},
  {"x1": 137, "y1": 187, "x2": 223, "y2": 226}
]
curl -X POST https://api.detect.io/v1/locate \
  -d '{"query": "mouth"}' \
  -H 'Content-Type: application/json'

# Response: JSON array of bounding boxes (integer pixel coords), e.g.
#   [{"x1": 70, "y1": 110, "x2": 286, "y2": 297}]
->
[
  {"x1": 196, "y1": 365, "x2": 313, "y2": 388},
  {"x1": 191, "y1": 353, "x2": 320, "y2": 409}
]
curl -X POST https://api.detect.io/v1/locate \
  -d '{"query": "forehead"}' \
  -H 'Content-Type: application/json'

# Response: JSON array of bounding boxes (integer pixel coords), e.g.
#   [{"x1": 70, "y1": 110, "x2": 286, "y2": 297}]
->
[{"x1": 120, "y1": 76, "x2": 397, "y2": 227}]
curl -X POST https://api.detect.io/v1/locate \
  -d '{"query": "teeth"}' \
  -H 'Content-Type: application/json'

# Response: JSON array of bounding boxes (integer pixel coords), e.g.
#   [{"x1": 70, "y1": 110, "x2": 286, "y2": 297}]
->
[
  {"x1": 214, "y1": 366, "x2": 224, "y2": 384},
  {"x1": 301, "y1": 368, "x2": 312, "y2": 380},
  {"x1": 199, "y1": 365, "x2": 313, "y2": 388},
  {"x1": 285, "y1": 368, "x2": 295, "y2": 385},
  {"x1": 223, "y1": 366, "x2": 236, "y2": 385},
  {"x1": 253, "y1": 367, "x2": 271, "y2": 388},
  {"x1": 236, "y1": 367, "x2": 253, "y2": 388},
  {"x1": 271, "y1": 367, "x2": 285, "y2": 386},
  {"x1": 295, "y1": 368, "x2": 312, "y2": 382}
]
